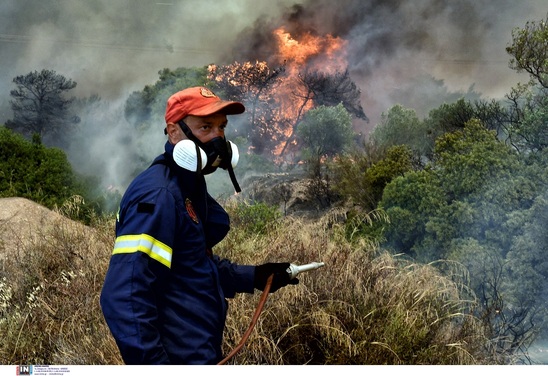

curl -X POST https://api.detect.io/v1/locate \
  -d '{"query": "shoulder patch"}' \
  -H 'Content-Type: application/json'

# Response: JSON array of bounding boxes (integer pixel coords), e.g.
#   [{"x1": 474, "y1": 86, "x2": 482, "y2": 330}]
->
[
  {"x1": 185, "y1": 198, "x2": 199, "y2": 224},
  {"x1": 137, "y1": 202, "x2": 155, "y2": 213}
]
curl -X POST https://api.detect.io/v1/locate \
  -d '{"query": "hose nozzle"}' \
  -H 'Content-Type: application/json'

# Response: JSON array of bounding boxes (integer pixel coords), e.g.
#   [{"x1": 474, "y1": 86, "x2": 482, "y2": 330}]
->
[{"x1": 286, "y1": 262, "x2": 325, "y2": 280}]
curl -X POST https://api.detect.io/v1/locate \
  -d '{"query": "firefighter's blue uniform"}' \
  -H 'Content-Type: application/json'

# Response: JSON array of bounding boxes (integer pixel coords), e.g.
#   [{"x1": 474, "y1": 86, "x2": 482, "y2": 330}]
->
[{"x1": 100, "y1": 141, "x2": 255, "y2": 365}]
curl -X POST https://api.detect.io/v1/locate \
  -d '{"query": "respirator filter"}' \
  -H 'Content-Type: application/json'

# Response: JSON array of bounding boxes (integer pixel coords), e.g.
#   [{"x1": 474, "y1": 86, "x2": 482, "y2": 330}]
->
[{"x1": 173, "y1": 139, "x2": 208, "y2": 172}]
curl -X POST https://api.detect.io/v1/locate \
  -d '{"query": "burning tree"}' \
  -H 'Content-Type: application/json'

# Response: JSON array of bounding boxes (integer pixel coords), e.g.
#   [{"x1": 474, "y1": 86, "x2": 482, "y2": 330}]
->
[
  {"x1": 208, "y1": 61, "x2": 287, "y2": 154},
  {"x1": 211, "y1": 27, "x2": 367, "y2": 164}
]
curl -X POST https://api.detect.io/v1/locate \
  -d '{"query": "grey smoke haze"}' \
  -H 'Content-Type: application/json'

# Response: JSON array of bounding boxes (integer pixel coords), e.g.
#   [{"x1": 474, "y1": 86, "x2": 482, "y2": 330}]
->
[
  {"x1": 0, "y1": 0, "x2": 293, "y2": 111},
  {"x1": 0, "y1": 0, "x2": 546, "y2": 190},
  {"x1": 227, "y1": 0, "x2": 546, "y2": 124},
  {"x1": 0, "y1": 0, "x2": 295, "y2": 189}
]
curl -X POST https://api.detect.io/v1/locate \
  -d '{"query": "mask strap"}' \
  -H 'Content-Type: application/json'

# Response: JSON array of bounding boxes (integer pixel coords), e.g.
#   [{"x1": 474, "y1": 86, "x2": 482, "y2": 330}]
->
[
  {"x1": 195, "y1": 143, "x2": 203, "y2": 172},
  {"x1": 225, "y1": 140, "x2": 241, "y2": 193},
  {"x1": 193, "y1": 142, "x2": 204, "y2": 188},
  {"x1": 227, "y1": 165, "x2": 241, "y2": 193},
  {"x1": 178, "y1": 120, "x2": 203, "y2": 146}
]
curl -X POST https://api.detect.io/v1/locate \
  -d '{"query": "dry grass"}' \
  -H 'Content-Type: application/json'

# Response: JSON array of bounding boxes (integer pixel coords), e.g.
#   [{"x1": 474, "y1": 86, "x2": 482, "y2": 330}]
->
[
  {"x1": 0, "y1": 197, "x2": 498, "y2": 365},
  {"x1": 0, "y1": 197, "x2": 121, "y2": 364},
  {"x1": 218, "y1": 205, "x2": 494, "y2": 365}
]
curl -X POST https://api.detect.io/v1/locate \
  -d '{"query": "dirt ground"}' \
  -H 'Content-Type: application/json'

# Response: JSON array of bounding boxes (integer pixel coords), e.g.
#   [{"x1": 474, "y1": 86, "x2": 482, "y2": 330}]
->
[{"x1": 0, "y1": 197, "x2": 86, "y2": 258}]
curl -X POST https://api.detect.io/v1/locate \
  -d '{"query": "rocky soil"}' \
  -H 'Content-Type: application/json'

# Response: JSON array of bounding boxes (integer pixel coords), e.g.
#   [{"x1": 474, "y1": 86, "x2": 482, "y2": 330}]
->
[{"x1": 0, "y1": 197, "x2": 92, "y2": 259}]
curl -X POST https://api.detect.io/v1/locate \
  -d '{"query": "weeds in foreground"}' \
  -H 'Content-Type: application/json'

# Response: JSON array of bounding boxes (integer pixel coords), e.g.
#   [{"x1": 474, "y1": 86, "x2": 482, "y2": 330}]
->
[
  {"x1": 219, "y1": 205, "x2": 499, "y2": 365},
  {"x1": 0, "y1": 199, "x2": 503, "y2": 364},
  {"x1": 0, "y1": 201, "x2": 121, "y2": 364}
]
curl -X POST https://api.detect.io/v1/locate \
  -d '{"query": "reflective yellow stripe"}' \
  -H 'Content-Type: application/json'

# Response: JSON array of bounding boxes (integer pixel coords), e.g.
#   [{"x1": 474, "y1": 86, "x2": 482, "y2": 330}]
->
[{"x1": 113, "y1": 234, "x2": 172, "y2": 268}]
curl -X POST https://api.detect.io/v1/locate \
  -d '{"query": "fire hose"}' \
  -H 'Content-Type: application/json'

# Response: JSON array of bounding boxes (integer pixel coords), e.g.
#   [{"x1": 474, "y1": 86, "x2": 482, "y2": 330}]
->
[{"x1": 217, "y1": 262, "x2": 325, "y2": 365}]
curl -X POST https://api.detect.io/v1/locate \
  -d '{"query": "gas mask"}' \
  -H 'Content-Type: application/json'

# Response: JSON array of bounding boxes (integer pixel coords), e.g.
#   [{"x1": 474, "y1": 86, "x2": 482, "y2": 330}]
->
[{"x1": 172, "y1": 120, "x2": 241, "y2": 192}]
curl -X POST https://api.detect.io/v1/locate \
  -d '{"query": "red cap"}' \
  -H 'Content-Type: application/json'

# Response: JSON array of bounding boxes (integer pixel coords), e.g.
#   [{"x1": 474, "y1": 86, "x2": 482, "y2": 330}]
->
[{"x1": 164, "y1": 87, "x2": 245, "y2": 124}]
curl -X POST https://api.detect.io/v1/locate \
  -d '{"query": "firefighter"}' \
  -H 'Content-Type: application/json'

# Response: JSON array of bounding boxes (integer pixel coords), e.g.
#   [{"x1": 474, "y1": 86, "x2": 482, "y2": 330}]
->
[{"x1": 100, "y1": 87, "x2": 298, "y2": 365}]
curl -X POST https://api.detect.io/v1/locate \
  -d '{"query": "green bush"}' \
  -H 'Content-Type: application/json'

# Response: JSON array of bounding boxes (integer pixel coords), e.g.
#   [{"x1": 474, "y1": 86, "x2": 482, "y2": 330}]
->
[
  {"x1": 226, "y1": 201, "x2": 281, "y2": 236},
  {"x1": 0, "y1": 127, "x2": 74, "y2": 206},
  {"x1": 0, "y1": 126, "x2": 112, "y2": 222}
]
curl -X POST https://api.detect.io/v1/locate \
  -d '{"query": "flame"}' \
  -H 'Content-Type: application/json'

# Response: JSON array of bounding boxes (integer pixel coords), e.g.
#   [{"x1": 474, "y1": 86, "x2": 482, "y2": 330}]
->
[
  {"x1": 209, "y1": 28, "x2": 349, "y2": 162},
  {"x1": 274, "y1": 28, "x2": 321, "y2": 66},
  {"x1": 271, "y1": 28, "x2": 349, "y2": 158},
  {"x1": 273, "y1": 27, "x2": 348, "y2": 74}
]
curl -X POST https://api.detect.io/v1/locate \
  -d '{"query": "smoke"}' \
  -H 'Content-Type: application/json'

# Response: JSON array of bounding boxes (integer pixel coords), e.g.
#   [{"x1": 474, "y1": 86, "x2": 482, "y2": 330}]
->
[
  {"x1": 226, "y1": 0, "x2": 545, "y2": 125},
  {"x1": 0, "y1": 0, "x2": 545, "y2": 191},
  {"x1": 1, "y1": 1, "x2": 547, "y2": 360},
  {"x1": 0, "y1": 0, "x2": 295, "y2": 189},
  {"x1": 0, "y1": 0, "x2": 294, "y2": 104}
]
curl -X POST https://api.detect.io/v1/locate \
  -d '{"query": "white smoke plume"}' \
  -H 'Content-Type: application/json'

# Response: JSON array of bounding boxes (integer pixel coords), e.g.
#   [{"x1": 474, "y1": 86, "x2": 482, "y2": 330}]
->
[
  {"x1": 0, "y1": 0, "x2": 545, "y2": 190},
  {"x1": 0, "y1": 0, "x2": 295, "y2": 189}
]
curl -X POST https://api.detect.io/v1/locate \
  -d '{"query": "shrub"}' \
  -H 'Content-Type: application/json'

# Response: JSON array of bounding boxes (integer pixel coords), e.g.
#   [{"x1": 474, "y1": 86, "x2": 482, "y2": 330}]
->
[
  {"x1": 0, "y1": 127, "x2": 76, "y2": 208},
  {"x1": 226, "y1": 201, "x2": 281, "y2": 236},
  {"x1": 0, "y1": 126, "x2": 116, "y2": 222}
]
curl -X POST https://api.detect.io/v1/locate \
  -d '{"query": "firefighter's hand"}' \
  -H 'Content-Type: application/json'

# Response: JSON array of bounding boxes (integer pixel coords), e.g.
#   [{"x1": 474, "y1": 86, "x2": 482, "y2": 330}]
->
[{"x1": 254, "y1": 263, "x2": 299, "y2": 293}]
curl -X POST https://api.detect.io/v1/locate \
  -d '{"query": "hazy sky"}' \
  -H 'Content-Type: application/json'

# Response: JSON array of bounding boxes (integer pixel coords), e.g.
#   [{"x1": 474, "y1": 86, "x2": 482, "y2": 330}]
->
[
  {"x1": 0, "y1": 0, "x2": 545, "y2": 125},
  {"x1": 0, "y1": 0, "x2": 546, "y2": 190},
  {"x1": 0, "y1": 1, "x2": 295, "y2": 120}
]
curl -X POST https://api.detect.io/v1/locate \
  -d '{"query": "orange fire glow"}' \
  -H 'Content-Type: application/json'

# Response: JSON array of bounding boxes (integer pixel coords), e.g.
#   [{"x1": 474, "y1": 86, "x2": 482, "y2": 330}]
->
[
  {"x1": 209, "y1": 27, "x2": 350, "y2": 162},
  {"x1": 273, "y1": 27, "x2": 348, "y2": 73},
  {"x1": 270, "y1": 28, "x2": 348, "y2": 157}
]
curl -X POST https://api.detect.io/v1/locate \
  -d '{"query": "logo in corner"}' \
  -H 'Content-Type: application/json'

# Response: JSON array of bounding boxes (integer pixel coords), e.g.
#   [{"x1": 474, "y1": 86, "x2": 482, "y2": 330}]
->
[
  {"x1": 16, "y1": 365, "x2": 33, "y2": 375},
  {"x1": 200, "y1": 87, "x2": 217, "y2": 98},
  {"x1": 185, "y1": 198, "x2": 199, "y2": 224}
]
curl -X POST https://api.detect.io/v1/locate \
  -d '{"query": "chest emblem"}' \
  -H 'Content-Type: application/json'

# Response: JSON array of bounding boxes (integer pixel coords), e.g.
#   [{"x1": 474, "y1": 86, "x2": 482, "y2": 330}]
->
[{"x1": 185, "y1": 198, "x2": 199, "y2": 224}]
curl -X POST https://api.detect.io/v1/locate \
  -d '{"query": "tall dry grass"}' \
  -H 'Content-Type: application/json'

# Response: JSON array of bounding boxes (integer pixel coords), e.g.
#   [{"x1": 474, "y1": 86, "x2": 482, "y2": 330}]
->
[
  {"x1": 0, "y1": 198, "x2": 500, "y2": 365},
  {"x1": 219, "y1": 204, "x2": 496, "y2": 365},
  {"x1": 0, "y1": 199, "x2": 121, "y2": 365}
]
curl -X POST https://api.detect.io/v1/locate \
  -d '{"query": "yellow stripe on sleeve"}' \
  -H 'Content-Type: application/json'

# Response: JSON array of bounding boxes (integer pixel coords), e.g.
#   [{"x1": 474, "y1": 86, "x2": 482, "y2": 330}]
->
[{"x1": 112, "y1": 234, "x2": 172, "y2": 268}]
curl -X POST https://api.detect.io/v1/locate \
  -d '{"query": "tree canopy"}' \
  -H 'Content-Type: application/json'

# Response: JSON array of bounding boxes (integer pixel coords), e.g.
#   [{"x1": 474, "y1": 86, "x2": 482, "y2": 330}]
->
[
  {"x1": 6, "y1": 69, "x2": 79, "y2": 147},
  {"x1": 506, "y1": 13, "x2": 548, "y2": 88},
  {"x1": 296, "y1": 103, "x2": 355, "y2": 163},
  {"x1": 1, "y1": 127, "x2": 76, "y2": 207}
]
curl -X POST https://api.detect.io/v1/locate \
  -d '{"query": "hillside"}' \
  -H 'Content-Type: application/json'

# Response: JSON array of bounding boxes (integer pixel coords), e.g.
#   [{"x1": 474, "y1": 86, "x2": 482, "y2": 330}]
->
[
  {"x1": 0, "y1": 197, "x2": 89, "y2": 255},
  {"x1": 0, "y1": 197, "x2": 121, "y2": 364},
  {"x1": 0, "y1": 195, "x2": 499, "y2": 365}
]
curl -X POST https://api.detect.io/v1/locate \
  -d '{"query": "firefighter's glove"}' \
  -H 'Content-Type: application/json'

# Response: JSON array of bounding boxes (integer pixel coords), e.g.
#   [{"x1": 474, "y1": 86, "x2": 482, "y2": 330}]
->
[{"x1": 254, "y1": 262, "x2": 299, "y2": 293}]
